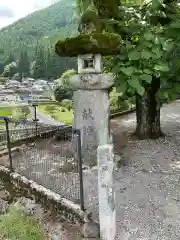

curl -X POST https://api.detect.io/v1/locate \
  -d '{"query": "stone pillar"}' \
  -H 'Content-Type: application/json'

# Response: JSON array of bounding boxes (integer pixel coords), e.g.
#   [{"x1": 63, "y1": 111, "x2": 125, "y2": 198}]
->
[
  {"x1": 69, "y1": 72, "x2": 114, "y2": 165},
  {"x1": 97, "y1": 144, "x2": 116, "y2": 240}
]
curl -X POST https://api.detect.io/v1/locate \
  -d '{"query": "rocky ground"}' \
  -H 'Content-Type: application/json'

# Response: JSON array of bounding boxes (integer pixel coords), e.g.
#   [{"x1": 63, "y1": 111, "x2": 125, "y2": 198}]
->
[{"x1": 1, "y1": 100, "x2": 180, "y2": 239}]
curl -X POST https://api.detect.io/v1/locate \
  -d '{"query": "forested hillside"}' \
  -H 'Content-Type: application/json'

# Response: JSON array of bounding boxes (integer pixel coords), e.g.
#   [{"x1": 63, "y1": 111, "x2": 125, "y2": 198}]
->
[
  {"x1": 0, "y1": 0, "x2": 79, "y2": 79},
  {"x1": 0, "y1": 0, "x2": 77, "y2": 61}
]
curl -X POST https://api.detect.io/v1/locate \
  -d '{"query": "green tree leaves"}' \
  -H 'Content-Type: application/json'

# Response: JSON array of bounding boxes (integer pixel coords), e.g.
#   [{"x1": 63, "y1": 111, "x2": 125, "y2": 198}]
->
[
  {"x1": 32, "y1": 45, "x2": 46, "y2": 79},
  {"x1": 141, "y1": 49, "x2": 152, "y2": 59},
  {"x1": 0, "y1": 0, "x2": 77, "y2": 79},
  {"x1": 140, "y1": 74, "x2": 152, "y2": 83},
  {"x1": 144, "y1": 31, "x2": 154, "y2": 41},
  {"x1": 154, "y1": 63, "x2": 169, "y2": 72},
  {"x1": 128, "y1": 50, "x2": 141, "y2": 60},
  {"x1": 17, "y1": 50, "x2": 30, "y2": 80},
  {"x1": 60, "y1": 69, "x2": 76, "y2": 85},
  {"x1": 120, "y1": 66, "x2": 135, "y2": 76},
  {"x1": 115, "y1": 79, "x2": 128, "y2": 94},
  {"x1": 54, "y1": 85, "x2": 73, "y2": 102},
  {"x1": 109, "y1": 0, "x2": 180, "y2": 104},
  {"x1": 2, "y1": 62, "x2": 18, "y2": 78},
  {"x1": 128, "y1": 78, "x2": 145, "y2": 96}
]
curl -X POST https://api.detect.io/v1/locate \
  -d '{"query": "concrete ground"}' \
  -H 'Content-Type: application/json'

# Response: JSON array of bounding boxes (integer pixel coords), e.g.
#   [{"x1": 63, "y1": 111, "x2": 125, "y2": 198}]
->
[{"x1": 1, "y1": 100, "x2": 180, "y2": 239}]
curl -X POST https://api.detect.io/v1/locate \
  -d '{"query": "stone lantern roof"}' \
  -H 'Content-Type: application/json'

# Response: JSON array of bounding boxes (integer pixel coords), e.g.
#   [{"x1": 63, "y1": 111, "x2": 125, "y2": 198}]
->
[
  {"x1": 55, "y1": 6, "x2": 122, "y2": 57},
  {"x1": 55, "y1": 32, "x2": 122, "y2": 57}
]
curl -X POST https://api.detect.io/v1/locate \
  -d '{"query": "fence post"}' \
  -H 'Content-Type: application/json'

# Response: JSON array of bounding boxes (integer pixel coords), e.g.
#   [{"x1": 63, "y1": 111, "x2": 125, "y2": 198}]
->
[
  {"x1": 4, "y1": 117, "x2": 13, "y2": 170},
  {"x1": 73, "y1": 128, "x2": 85, "y2": 211},
  {"x1": 32, "y1": 103, "x2": 39, "y2": 136}
]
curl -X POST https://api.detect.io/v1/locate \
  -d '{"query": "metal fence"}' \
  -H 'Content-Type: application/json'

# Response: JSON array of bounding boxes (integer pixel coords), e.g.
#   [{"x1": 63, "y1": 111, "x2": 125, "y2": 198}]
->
[
  {"x1": 0, "y1": 117, "x2": 85, "y2": 210},
  {"x1": 0, "y1": 100, "x2": 137, "y2": 211}
]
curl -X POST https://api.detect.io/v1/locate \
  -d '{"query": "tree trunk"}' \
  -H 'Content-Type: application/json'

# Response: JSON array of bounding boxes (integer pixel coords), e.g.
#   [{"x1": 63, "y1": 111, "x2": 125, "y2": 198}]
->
[{"x1": 135, "y1": 77, "x2": 164, "y2": 139}]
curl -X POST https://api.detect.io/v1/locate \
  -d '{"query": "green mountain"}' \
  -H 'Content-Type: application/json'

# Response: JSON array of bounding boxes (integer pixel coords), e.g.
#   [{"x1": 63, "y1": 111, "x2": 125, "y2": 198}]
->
[{"x1": 0, "y1": 0, "x2": 78, "y2": 62}]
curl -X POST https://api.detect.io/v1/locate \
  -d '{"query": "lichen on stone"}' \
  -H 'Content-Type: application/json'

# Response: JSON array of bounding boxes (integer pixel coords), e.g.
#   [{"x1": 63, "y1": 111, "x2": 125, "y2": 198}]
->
[
  {"x1": 55, "y1": 0, "x2": 122, "y2": 56},
  {"x1": 55, "y1": 32, "x2": 122, "y2": 57}
]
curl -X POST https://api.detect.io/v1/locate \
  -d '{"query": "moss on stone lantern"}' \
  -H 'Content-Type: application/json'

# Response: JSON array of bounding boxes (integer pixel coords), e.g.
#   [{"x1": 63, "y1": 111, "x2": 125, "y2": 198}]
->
[
  {"x1": 55, "y1": 5, "x2": 122, "y2": 57},
  {"x1": 55, "y1": 32, "x2": 122, "y2": 57}
]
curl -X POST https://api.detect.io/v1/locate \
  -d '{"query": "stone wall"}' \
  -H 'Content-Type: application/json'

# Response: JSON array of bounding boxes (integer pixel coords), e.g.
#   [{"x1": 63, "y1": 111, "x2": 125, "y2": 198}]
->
[{"x1": 0, "y1": 165, "x2": 85, "y2": 224}]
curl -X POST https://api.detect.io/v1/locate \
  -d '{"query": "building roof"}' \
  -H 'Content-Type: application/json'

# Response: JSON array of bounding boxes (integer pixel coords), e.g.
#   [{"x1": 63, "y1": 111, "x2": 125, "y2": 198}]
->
[
  {"x1": 14, "y1": 87, "x2": 31, "y2": 93},
  {"x1": 24, "y1": 78, "x2": 35, "y2": 81},
  {"x1": 6, "y1": 80, "x2": 20, "y2": 85},
  {"x1": 35, "y1": 79, "x2": 48, "y2": 85},
  {"x1": 22, "y1": 80, "x2": 33, "y2": 86},
  {"x1": 0, "y1": 89, "x2": 15, "y2": 94}
]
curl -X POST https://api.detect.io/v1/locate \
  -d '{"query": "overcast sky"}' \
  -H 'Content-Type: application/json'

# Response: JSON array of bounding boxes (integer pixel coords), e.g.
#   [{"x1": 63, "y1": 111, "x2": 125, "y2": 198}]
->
[{"x1": 0, "y1": 0, "x2": 59, "y2": 29}]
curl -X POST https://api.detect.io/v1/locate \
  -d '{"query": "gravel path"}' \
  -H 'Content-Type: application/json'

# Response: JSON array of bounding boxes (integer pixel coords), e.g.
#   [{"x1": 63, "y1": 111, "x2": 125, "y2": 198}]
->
[
  {"x1": 84, "y1": 100, "x2": 180, "y2": 239},
  {"x1": 1, "y1": 100, "x2": 180, "y2": 239}
]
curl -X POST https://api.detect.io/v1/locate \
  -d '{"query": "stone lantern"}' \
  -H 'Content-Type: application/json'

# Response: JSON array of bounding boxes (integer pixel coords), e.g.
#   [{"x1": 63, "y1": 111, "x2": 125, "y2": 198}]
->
[{"x1": 55, "y1": 12, "x2": 122, "y2": 166}]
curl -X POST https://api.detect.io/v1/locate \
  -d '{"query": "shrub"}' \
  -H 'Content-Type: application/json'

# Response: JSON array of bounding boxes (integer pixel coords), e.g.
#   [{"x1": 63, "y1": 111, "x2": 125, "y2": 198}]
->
[
  {"x1": 54, "y1": 85, "x2": 73, "y2": 102},
  {"x1": 61, "y1": 107, "x2": 66, "y2": 112},
  {"x1": 60, "y1": 99, "x2": 73, "y2": 111},
  {"x1": 12, "y1": 106, "x2": 30, "y2": 120},
  {"x1": 109, "y1": 87, "x2": 133, "y2": 113},
  {"x1": 44, "y1": 105, "x2": 57, "y2": 113}
]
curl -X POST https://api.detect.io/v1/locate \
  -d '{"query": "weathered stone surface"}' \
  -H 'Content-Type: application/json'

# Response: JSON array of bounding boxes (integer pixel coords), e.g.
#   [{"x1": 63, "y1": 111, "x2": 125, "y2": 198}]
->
[
  {"x1": 69, "y1": 73, "x2": 114, "y2": 90},
  {"x1": 97, "y1": 144, "x2": 116, "y2": 240},
  {"x1": 0, "y1": 165, "x2": 85, "y2": 223},
  {"x1": 70, "y1": 71, "x2": 114, "y2": 165},
  {"x1": 72, "y1": 89, "x2": 111, "y2": 165},
  {"x1": 78, "y1": 54, "x2": 103, "y2": 74}
]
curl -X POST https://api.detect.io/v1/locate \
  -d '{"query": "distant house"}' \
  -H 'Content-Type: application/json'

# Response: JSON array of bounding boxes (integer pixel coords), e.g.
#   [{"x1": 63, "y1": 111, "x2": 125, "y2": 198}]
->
[
  {"x1": 30, "y1": 85, "x2": 44, "y2": 100},
  {"x1": 22, "y1": 80, "x2": 33, "y2": 87},
  {"x1": 0, "y1": 78, "x2": 52, "y2": 104},
  {"x1": 15, "y1": 87, "x2": 32, "y2": 101},
  {"x1": 0, "y1": 88, "x2": 17, "y2": 102},
  {"x1": 25, "y1": 78, "x2": 35, "y2": 82},
  {"x1": 35, "y1": 79, "x2": 49, "y2": 86},
  {"x1": 5, "y1": 80, "x2": 20, "y2": 88}
]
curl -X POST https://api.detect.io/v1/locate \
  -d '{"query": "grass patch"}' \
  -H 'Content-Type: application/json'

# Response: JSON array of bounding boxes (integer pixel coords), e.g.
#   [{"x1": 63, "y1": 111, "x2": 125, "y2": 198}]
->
[
  {"x1": 0, "y1": 104, "x2": 32, "y2": 122},
  {"x1": 38, "y1": 104, "x2": 73, "y2": 125},
  {"x1": 0, "y1": 108, "x2": 12, "y2": 124},
  {"x1": 0, "y1": 109, "x2": 12, "y2": 117},
  {"x1": 0, "y1": 104, "x2": 14, "y2": 117},
  {"x1": 0, "y1": 204, "x2": 45, "y2": 240}
]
